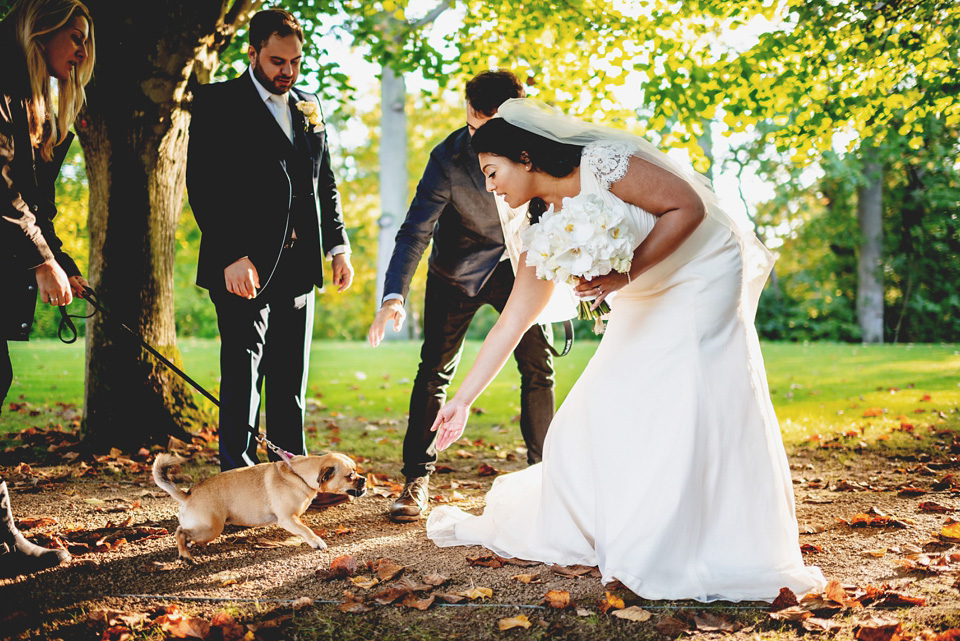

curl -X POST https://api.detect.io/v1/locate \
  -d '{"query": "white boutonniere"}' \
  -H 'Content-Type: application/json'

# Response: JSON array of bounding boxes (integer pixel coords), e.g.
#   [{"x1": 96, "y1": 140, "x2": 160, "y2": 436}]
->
[{"x1": 295, "y1": 100, "x2": 325, "y2": 133}]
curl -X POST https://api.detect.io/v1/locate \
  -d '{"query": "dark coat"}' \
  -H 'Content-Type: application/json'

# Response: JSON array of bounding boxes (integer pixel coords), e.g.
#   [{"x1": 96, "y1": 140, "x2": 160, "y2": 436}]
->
[
  {"x1": 0, "y1": 38, "x2": 80, "y2": 341},
  {"x1": 382, "y1": 127, "x2": 506, "y2": 301},
  {"x1": 186, "y1": 72, "x2": 349, "y2": 296}
]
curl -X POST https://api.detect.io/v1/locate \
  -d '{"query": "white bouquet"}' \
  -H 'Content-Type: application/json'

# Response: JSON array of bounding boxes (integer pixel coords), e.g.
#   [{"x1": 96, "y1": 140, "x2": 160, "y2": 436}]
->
[{"x1": 522, "y1": 193, "x2": 635, "y2": 332}]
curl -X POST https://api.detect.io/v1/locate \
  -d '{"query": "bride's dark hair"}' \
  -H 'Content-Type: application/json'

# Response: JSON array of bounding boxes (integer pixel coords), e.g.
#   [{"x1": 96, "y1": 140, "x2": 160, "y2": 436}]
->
[{"x1": 471, "y1": 118, "x2": 583, "y2": 221}]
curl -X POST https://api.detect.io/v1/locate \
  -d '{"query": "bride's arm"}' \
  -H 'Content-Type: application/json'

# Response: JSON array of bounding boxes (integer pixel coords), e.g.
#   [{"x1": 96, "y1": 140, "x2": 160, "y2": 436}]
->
[
  {"x1": 580, "y1": 156, "x2": 707, "y2": 302},
  {"x1": 431, "y1": 255, "x2": 554, "y2": 451}
]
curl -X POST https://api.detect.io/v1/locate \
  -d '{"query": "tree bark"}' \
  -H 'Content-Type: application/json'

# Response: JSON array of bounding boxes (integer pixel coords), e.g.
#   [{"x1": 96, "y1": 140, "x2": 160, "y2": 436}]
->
[
  {"x1": 77, "y1": 1, "x2": 255, "y2": 451},
  {"x1": 856, "y1": 146, "x2": 884, "y2": 343}
]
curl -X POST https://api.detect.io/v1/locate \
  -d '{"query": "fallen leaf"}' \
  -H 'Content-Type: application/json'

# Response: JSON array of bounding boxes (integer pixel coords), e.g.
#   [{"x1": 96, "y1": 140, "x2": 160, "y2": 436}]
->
[
  {"x1": 803, "y1": 617, "x2": 844, "y2": 633},
  {"x1": 771, "y1": 587, "x2": 799, "y2": 611},
  {"x1": 434, "y1": 592, "x2": 465, "y2": 604},
  {"x1": 543, "y1": 589, "x2": 572, "y2": 609},
  {"x1": 347, "y1": 576, "x2": 379, "y2": 590},
  {"x1": 511, "y1": 573, "x2": 541, "y2": 584},
  {"x1": 467, "y1": 554, "x2": 504, "y2": 568},
  {"x1": 769, "y1": 605, "x2": 814, "y2": 621},
  {"x1": 291, "y1": 596, "x2": 314, "y2": 609},
  {"x1": 940, "y1": 522, "x2": 960, "y2": 541},
  {"x1": 15, "y1": 516, "x2": 57, "y2": 530},
  {"x1": 612, "y1": 606, "x2": 652, "y2": 622},
  {"x1": 499, "y1": 614, "x2": 533, "y2": 630},
  {"x1": 398, "y1": 593, "x2": 435, "y2": 611},
  {"x1": 598, "y1": 591, "x2": 624, "y2": 613},
  {"x1": 459, "y1": 587, "x2": 493, "y2": 600},
  {"x1": 375, "y1": 558, "x2": 404, "y2": 581},
  {"x1": 864, "y1": 548, "x2": 887, "y2": 558},
  {"x1": 337, "y1": 591, "x2": 372, "y2": 613},
  {"x1": 158, "y1": 613, "x2": 210, "y2": 639},
  {"x1": 550, "y1": 564, "x2": 594, "y2": 578},
  {"x1": 422, "y1": 572, "x2": 449, "y2": 586},
  {"x1": 919, "y1": 502, "x2": 954, "y2": 514},
  {"x1": 317, "y1": 555, "x2": 358, "y2": 579},
  {"x1": 692, "y1": 612, "x2": 739, "y2": 632},
  {"x1": 655, "y1": 615, "x2": 692, "y2": 637},
  {"x1": 853, "y1": 615, "x2": 903, "y2": 641}
]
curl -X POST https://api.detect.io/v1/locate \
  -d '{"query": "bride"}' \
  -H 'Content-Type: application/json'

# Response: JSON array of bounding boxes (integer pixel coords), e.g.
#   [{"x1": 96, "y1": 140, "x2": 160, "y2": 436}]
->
[{"x1": 425, "y1": 98, "x2": 826, "y2": 602}]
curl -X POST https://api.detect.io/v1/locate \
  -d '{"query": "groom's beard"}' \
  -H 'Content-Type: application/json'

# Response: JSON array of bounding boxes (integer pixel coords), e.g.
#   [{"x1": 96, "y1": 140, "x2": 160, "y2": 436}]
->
[{"x1": 252, "y1": 58, "x2": 295, "y2": 95}]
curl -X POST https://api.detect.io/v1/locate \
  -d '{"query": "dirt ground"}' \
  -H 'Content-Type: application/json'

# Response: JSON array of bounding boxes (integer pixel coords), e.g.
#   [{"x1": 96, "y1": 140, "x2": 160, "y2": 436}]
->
[{"x1": 2, "y1": 424, "x2": 960, "y2": 641}]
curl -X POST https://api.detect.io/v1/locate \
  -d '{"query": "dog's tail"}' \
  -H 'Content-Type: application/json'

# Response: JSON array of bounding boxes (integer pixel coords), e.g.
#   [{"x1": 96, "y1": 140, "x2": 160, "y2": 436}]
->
[{"x1": 152, "y1": 453, "x2": 190, "y2": 505}]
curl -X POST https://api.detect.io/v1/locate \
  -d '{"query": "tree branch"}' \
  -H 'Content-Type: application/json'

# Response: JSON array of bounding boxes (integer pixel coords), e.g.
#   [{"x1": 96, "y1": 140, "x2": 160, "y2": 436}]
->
[{"x1": 409, "y1": 0, "x2": 452, "y2": 30}]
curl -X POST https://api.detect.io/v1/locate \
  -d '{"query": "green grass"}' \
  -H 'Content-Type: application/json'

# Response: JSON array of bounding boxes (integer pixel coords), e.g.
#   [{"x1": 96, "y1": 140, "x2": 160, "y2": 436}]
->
[{"x1": 3, "y1": 339, "x2": 958, "y2": 455}]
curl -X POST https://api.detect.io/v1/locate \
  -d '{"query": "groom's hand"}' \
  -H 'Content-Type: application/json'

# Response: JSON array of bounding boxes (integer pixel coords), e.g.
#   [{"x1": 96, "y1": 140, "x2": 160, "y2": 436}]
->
[
  {"x1": 367, "y1": 299, "x2": 406, "y2": 347},
  {"x1": 224, "y1": 257, "x2": 260, "y2": 299},
  {"x1": 331, "y1": 254, "x2": 354, "y2": 293}
]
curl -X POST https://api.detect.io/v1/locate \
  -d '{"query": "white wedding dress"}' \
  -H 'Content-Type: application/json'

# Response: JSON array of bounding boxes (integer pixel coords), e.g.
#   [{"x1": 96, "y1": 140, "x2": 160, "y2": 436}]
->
[{"x1": 427, "y1": 141, "x2": 826, "y2": 602}]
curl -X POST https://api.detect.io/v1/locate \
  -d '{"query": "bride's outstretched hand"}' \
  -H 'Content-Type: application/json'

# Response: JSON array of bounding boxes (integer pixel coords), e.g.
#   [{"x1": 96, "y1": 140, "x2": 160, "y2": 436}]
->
[{"x1": 430, "y1": 399, "x2": 470, "y2": 452}]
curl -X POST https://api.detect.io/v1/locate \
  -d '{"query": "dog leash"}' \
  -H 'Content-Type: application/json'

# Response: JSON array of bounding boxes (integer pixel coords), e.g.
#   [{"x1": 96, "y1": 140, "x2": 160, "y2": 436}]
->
[{"x1": 56, "y1": 286, "x2": 296, "y2": 465}]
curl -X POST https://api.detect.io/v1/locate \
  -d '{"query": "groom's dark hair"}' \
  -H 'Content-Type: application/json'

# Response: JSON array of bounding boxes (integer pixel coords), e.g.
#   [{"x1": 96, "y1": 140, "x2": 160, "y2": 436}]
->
[
  {"x1": 249, "y1": 8, "x2": 304, "y2": 51},
  {"x1": 465, "y1": 70, "x2": 525, "y2": 117}
]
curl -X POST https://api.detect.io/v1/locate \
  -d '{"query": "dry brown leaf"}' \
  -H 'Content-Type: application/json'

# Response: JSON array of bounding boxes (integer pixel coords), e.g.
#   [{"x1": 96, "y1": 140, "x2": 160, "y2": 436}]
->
[
  {"x1": 291, "y1": 596, "x2": 314, "y2": 609},
  {"x1": 864, "y1": 548, "x2": 887, "y2": 558},
  {"x1": 543, "y1": 589, "x2": 572, "y2": 609},
  {"x1": 375, "y1": 558, "x2": 404, "y2": 581},
  {"x1": 803, "y1": 617, "x2": 844, "y2": 633},
  {"x1": 337, "y1": 592, "x2": 372, "y2": 613},
  {"x1": 459, "y1": 587, "x2": 493, "y2": 600},
  {"x1": 498, "y1": 614, "x2": 533, "y2": 630},
  {"x1": 598, "y1": 591, "x2": 625, "y2": 613},
  {"x1": 853, "y1": 615, "x2": 903, "y2": 641},
  {"x1": 692, "y1": 611, "x2": 739, "y2": 632},
  {"x1": 398, "y1": 593, "x2": 435, "y2": 611},
  {"x1": 511, "y1": 573, "x2": 541, "y2": 584},
  {"x1": 157, "y1": 613, "x2": 210, "y2": 639},
  {"x1": 372, "y1": 587, "x2": 408, "y2": 605},
  {"x1": 394, "y1": 575, "x2": 433, "y2": 593},
  {"x1": 771, "y1": 587, "x2": 800, "y2": 611},
  {"x1": 15, "y1": 516, "x2": 57, "y2": 530},
  {"x1": 550, "y1": 564, "x2": 594, "y2": 578},
  {"x1": 434, "y1": 592, "x2": 465, "y2": 604},
  {"x1": 422, "y1": 572, "x2": 449, "y2": 586},
  {"x1": 347, "y1": 576, "x2": 379, "y2": 590},
  {"x1": 655, "y1": 615, "x2": 692, "y2": 638},
  {"x1": 611, "y1": 606, "x2": 652, "y2": 622},
  {"x1": 769, "y1": 605, "x2": 814, "y2": 622},
  {"x1": 318, "y1": 555, "x2": 358, "y2": 580},
  {"x1": 467, "y1": 554, "x2": 504, "y2": 568},
  {"x1": 918, "y1": 501, "x2": 954, "y2": 514}
]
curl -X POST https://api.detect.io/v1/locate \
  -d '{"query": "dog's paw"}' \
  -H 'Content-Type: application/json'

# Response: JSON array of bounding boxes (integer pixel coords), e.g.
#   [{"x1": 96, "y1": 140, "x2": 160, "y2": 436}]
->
[{"x1": 310, "y1": 539, "x2": 328, "y2": 550}]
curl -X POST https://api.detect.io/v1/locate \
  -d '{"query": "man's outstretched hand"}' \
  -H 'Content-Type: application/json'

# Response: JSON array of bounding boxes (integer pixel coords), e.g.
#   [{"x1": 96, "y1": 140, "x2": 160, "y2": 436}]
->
[{"x1": 367, "y1": 299, "x2": 406, "y2": 347}]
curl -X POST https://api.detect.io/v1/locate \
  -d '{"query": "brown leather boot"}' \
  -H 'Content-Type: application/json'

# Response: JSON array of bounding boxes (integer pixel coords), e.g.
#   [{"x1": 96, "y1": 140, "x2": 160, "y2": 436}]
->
[
  {"x1": 389, "y1": 475, "x2": 430, "y2": 523},
  {"x1": 0, "y1": 480, "x2": 70, "y2": 577}
]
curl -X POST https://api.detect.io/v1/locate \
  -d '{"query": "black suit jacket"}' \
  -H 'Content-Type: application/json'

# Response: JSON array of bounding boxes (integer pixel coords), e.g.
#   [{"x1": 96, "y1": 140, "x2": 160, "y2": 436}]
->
[
  {"x1": 383, "y1": 127, "x2": 505, "y2": 300},
  {"x1": 187, "y1": 72, "x2": 348, "y2": 296}
]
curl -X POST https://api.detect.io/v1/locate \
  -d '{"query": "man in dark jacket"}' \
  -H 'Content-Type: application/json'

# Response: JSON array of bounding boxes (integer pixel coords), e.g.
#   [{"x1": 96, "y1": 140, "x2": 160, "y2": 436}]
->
[
  {"x1": 367, "y1": 71, "x2": 555, "y2": 522},
  {"x1": 187, "y1": 8, "x2": 352, "y2": 472}
]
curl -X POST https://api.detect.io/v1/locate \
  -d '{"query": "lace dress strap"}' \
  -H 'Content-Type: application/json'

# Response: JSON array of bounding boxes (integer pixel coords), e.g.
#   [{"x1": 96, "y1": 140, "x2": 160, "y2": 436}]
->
[{"x1": 582, "y1": 141, "x2": 636, "y2": 190}]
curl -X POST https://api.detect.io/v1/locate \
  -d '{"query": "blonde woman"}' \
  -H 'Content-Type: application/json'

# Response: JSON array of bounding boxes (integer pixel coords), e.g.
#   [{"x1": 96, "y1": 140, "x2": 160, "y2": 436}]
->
[{"x1": 0, "y1": 0, "x2": 94, "y2": 577}]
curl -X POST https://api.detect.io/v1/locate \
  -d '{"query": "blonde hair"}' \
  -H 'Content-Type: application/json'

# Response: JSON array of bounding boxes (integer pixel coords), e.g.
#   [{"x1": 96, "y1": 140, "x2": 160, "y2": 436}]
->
[{"x1": 8, "y1": 0, "x2": 95, "y2": 161}]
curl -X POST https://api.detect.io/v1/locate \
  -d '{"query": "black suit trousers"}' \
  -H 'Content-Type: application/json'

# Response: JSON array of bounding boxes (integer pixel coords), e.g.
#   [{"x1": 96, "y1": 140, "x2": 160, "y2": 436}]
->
[
  {"x1": 401, "y1": 260, "x2": 555, "y2": 478},
  {"x1": 210, "y1": 247, "x2": 314, "y2": 471}
]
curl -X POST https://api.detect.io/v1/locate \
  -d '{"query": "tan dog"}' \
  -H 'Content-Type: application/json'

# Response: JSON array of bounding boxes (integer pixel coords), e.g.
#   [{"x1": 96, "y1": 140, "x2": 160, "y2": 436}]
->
[{"x1": 152, "y1": 452, "x2": 365, "y2": 562}]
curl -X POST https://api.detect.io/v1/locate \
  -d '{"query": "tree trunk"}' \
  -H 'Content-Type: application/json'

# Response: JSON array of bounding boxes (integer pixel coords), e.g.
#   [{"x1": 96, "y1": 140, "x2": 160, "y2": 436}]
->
[
  {"x1": 76, "y1": 1, "x2": 253, "y2": 451},
  {"x1": 856, "y1": 146, "x2": 884, "y2": 343},
  {"x1": 375, "y1": 66, "x2": 410, "y2": 339}
]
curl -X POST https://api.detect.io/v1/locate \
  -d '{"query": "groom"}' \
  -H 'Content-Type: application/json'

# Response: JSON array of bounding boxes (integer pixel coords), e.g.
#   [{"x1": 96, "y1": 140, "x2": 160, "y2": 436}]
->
[
  {"x1": 187, "y1": 8, "x2": 352, "y2": 472},
  {"x1": 368, "y1": 71, "x2": 556, "y2": 522}
]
